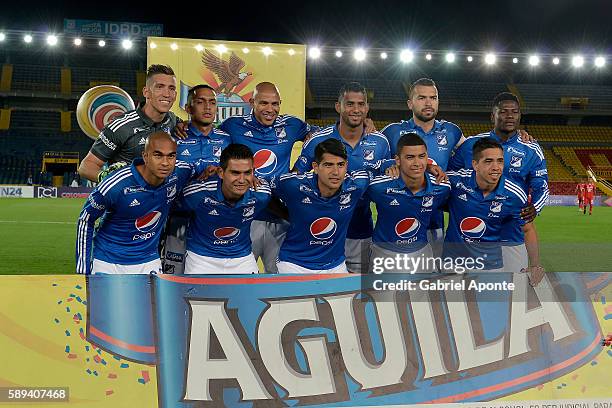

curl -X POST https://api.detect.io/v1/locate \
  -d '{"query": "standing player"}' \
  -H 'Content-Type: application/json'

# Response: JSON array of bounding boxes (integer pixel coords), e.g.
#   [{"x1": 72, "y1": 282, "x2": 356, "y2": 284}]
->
[
  {"x1": 445, "y1": 138, "x2": 544, "y2": 283},
  {"x1": 381, "y1": 78, "x2": 464, "y2": 253},
  {"x1": 576, "y1": 181, "x2": 585, "y2": 212},
  {"x1": 273, "y1": 139, "x2": 371, "y2": 274},
  {"x1": 584, "y1": 178, "x2": 596, "y2": 215},
  {"x1": 366, "y1": 133, "x2": 451, "y2": 273},
  {"x1": 294, "y1": 82, "x2": 391, "y2": 273},
  {"x1": 217, "y1": 82, "x2": 314, "y2": 273},
  {"x1": 78, "y1": 65, "x2": 179, "y2": 182},
  {"x1": 179, "y1": 144, "x2": 272, "y2": 274},
  {"x1": 449, "y1": 92, "x2": 547, "y2": 274},
  {"x1": 75, "y1": 132, "x2": 207, "y2": 275},
  {"x1": 161, "y1": 84, "x2": 231, "y2": 273}
]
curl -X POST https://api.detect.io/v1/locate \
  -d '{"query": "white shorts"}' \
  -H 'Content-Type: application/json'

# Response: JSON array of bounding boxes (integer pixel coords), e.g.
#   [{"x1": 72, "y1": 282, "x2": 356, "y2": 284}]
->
[
  {"x1": 184, "y1": 251, "x2": 259, "y2": 274},
  {"x1": 277, "y1": 261, "x2": 348, "y2": 274},
  {"x1": 370, "y1": 243, "x2": 436, "y2": 273},
  {"x1": 251, "y1": 219, "x2": 289, "y2": 274},
  {"x1": 502, "y1": 244, "x2": 528, "y2": 273},
  {"x1": 345, "y1": 237, "x2": 372, "y2": 273},
  {"x1": 91, "y1": 258, "x2": 161, "y2": 275}
]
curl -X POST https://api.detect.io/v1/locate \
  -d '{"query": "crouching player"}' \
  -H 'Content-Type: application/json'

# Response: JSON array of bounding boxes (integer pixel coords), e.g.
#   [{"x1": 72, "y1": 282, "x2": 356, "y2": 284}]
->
[
  {"x1": 179, "y1": 144, "x2": 272, "y2": 274},
  {"x1": 75, "y1": 132, "x2": 208, "y2": 275},
  {"x1": 367, "y1": 133, "x2": 450, "y2": 273},
  {"x1": 272, "y1": 139, "x2": 371, "y2": 274}
]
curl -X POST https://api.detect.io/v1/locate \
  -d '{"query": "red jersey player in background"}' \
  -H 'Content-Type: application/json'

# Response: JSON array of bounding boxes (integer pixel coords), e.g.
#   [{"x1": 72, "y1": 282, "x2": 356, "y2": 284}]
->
[
  {"x1": 576, "y1": 181, "x2": 585, "y2": 212},
  {"x1": 584, "y1": 179, "x2": 596, "y2": 215}
]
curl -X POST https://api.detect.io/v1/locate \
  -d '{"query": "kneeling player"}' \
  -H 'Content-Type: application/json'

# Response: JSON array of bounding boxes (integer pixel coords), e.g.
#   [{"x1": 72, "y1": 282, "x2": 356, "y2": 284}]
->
[
  {"x1": 366, "y1": 133, "x2": 450, "y2": 273},
  {"x1": 273, "y1": 139, "x2": 370, "y2": 274},
  {"x1": 75, "y1": 132, "x2": 207, "y2": 275},
  {"x1": 444, "y1": 138, "x2": 543, "y2": 278},
  {"x1": 179, "y1": 144, "x2": 271, "y2": 274}
]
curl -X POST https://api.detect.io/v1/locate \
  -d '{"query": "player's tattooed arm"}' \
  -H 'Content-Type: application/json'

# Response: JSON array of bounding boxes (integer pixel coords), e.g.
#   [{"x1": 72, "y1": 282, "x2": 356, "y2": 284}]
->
[{"x1": 266, "y1": 197, "x2": 289, "y2": 221}]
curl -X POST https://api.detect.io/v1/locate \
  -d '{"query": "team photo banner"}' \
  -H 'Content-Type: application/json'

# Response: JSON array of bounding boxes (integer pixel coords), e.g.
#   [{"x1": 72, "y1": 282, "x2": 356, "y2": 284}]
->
[{"x1": 147, "y1": 37, "x2": 306, "y2": 123}]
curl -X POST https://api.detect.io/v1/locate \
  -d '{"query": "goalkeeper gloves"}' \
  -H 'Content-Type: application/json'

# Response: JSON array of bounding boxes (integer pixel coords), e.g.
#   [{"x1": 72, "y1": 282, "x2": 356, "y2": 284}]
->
[{"x1": 97, "y1": 161, "x2": 128, "y2": 182}]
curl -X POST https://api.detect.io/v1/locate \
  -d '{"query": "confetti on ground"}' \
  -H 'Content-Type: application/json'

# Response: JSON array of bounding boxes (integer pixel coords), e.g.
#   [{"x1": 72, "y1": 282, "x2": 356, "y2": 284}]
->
[
  {"x1": 605, "y1": 305, "x2": 612, "y2": 314},
  {"x1": 93, "y1": 371, "x2": 98, "y2": 376},
  {"x1": 86, "y1": 358, "x2": 90, "y2": 362},
  {"x1": 604, "y1": 314, "x2": 612, "y2": 320},
  {"x1": 66, "y1": 298, "x2": 73, "y2": 303},
  {"x1": 67, "y1": 354, "x2": 77, "y2": 359},
  {"x1": 79, "y1": 329, "x2": 85, "y2": 340},
  {"x1": 602, "y1": 296, "x2": 606, "y2": 305},
  {"x1": 86, "y1": 369, "x2": 92, "y2": 374},
  {"x1": 571, "y1": 374, "x2": 578, "y2": 380},
  {"x1": 105, "y1": 390, "x2": 114, "y2": 396},
  {"x1": 54, "y1": 318, "x2": 59, "y2": 323},
  {"x1": 562, "y1": 383, "x2": 567, "y2": 387},
  {"x1": 113, "y1": 356, "x2": 121, "y2": 361},
  {"x1": 101, "y1": 359, "x2": 107, "y2": 366},
  {"x1": 94, "y1": 355, "x2": 102, "y2": 364},
  {"x1": 85, "y1": 345, "x2": 90, "y2": 351},
  {"x1": 608, "y1": 350, "x2": 612, "y2": 357},
  {"x1": 108, "y1": 373, "x2": 117, "y2": 379},
  {"x1": 69, "y1": 293, "x2": 76, "y2": 298},
  {"x1": 590, "y1": 360, "x2": 598, "y2": 366},
  {"x1": 76, "y1": 296, "x2": 83, "y2": 303},
  {"x1": 52, "y1": 283, "x2": 58, "y2": 286},
  {"x1": 557, "y1": 386, "x2": 562, "y2": 389},
  {"x1": 65, "y1": 330, "x2": 71, "y2": 337},
  {"x1": 66, "y1": 306, "x2": 71, "y2": 313},
  {"x1": 138, "y1": 379, "x2": 146, "y2": 384},
  {"x1": 75, "y1": 285, "x2": 82, "y2": 289},
  {"x1": 537, "y1": 385, "x2": 544, "y2": 391},
  {"x1": 120, "y1": 363, "x2": 129, "y2": 369},
  {"x1": 142, "y1": 370, "x2": 150, "y2": 382},
  {"x1": 65, "y1": 345, "x2": 70, "y2": 353}
]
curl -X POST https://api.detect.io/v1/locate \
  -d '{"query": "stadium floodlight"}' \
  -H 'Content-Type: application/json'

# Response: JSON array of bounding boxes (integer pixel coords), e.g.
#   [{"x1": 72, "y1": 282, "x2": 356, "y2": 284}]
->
[
  {"x1": 262, "y1": 46, "x2": 273, "y2": 56},
  {"x1": 572, "y1": 55, "x2": 584, "y2": 67},
  {"x1": 335, "y1": 50, "x2": 343, "y2": 58},
  {"x1": 354, "y1": 48, "x2": 366, "y2": 61},
  {"x1": 380, "y1": 52, "x2": 388, "y2": 60},
  {"x1": 308, "y1": 47, "x2": 321, "y2": 59},
  {"x1": 170, "y1": 42, "x2": 178, "y2": 51},
  {"x1": 594, "y1": 56, "x2": 606, "y2": 68},
  {"x1": 215, "y1": 44, "x2": 227, "y2": 54},
  {"x1": 512, "y1": 57, "x2": 519, "y2": 64},
  {"x1": 445, "y1": 53, "x2": 455, "y2": 63},
  {"x1": 242, "y1": 47, "x2": 250, "y2": 53},
  {"x1": 0, "y1": 33, "x2": 5, "y2": 42},
  {"x1": 288, "y1": 48, "x2": 295, "y2": 56},
  {"x1": 467, "y1": 55, "x2": 473, "y2": 62},
  {"x1": 552, "y1": 57, "x2": 560, "y2": 65},
  {"x1": 400, "y1": 49, "x2": 413, "y2": 63},
  {"x1": 484, "y1": 53, "x2": 496, "y2": 65},
  {"x1": 74, "y1": 38, "x2": 82, "y2": 46},
  {"x1": 24, "y1": 34, "x2": 33, "y2": 43},
  {"x1": 150, "y1": 42, "x2": 157, "y2": 49},
  {"x1": 98, "y1": 40, "x2": 106, "y2": 47},
  {"x1": 425, "y1": 53, "x2": 432, "y2": 61},
  {"x1": 46, "y1": 35, "x2": 58, "y2": 46},
  {"x1": 194, "y1": 44, "x2": 203, "y2": 52},
  {"x1": 121, "y1": 39, "x2": 133, "y2": 50},
  {"x1": 528, "y1": 55, "x2": 540, "y2": 66}
]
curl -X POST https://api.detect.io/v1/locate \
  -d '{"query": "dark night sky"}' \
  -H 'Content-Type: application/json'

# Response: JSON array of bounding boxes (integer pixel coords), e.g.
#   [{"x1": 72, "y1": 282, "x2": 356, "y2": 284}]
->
[{"x1": 1, "y1": 0, "x2": 610, "y2": 53}]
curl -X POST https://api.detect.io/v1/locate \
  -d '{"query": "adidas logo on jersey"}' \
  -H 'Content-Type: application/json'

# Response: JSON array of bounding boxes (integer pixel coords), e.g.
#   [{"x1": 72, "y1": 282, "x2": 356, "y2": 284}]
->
[
  {"x1": 244, "y1": 131, "x2": 253, "y2": 137},
  {"x1": 208, "y1": 209, "x2": 219, "y2": 215},
  {"x1": 302, "y1": 197, "x2": 312, "y2": 204},
  {"x1": 129, "y1": 199, "x2": 140, "y2": 207},
  {"x1": 181, "y1": 149, "x2": 191, "y2": 156},
  {"x1": 138, "y1": 137, "x2": 147, "y2": 145},
  {"x1": 389, "y1": 199, "x2": 400, "y2": 206},
  {"x1": 458, "y1": 194, "x2": 468, "y2": 201}
]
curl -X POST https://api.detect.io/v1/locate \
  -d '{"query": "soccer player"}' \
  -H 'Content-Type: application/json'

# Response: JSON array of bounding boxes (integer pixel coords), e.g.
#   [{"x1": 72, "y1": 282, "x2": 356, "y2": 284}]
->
[
  {"x1": 78, "y1": 65, "x2": 179, "y2": 182},
  {"x1": 75, "y1": 132, "x2": 206, "y2": 275},
  {"x1": 179, "y1": 144, "x2": 272, "y2": 274},
  {"x1": 273, "y1": 139, "x2": 371, "y2": 274},
  {"x1": 216, "y1": 82, "x2": 315, "y2": 273},
  {"x1": 366, "y1": 133, "x2": 451, "y2": 273},
  {"x1": 576, "y1": 181, "x2": 585, "y2": 212},
  {"x1": 381, "y1": 78, "x2": 464, "y2": 254},
  {"x1": 161, "y1": 84, "x2": 231, "y2": 273},
  {"x1": 294, "y1": 82, "x2": 390, "y2": 273},
  {"x1": 584, "y1": 178, "x2": 596, "y2": 215},
  {"x1": 445, "y1": 138, "x2": 543, "y2": 283},
  {"x1": 449, "y1": 92, "x2": 547, "y2": 274}
]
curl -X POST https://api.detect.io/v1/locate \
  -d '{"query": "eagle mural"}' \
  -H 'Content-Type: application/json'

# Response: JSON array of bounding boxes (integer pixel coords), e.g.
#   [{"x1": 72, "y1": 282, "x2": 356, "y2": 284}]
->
[{"x1": 202, "y1": 50, "x2": 252, "y2": 96}]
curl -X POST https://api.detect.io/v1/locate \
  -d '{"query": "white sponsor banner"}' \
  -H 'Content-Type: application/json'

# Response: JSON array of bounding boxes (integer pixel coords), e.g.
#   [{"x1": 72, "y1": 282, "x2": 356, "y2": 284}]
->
[{"x1": 0, "y1": 185, "x2": 34, "y2": 198}]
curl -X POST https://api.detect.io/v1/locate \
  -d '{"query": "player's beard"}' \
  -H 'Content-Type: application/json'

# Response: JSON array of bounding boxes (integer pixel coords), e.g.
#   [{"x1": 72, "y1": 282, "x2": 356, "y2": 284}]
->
[{"x1": 413, "y1": 109, "x2": 437, "y2": 123}]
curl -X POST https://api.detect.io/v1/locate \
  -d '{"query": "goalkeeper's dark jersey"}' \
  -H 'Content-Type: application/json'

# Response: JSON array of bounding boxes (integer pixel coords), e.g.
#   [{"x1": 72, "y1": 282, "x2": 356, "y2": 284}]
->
[{"x1": 89, "y1": 104, "x2": 177, "y2": 165}]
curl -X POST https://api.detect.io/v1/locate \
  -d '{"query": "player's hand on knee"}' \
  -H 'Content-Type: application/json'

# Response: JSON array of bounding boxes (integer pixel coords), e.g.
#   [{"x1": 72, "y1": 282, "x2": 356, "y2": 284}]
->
[{"x1": 522, "y1": 265, "x2": 545, "y2": 287}]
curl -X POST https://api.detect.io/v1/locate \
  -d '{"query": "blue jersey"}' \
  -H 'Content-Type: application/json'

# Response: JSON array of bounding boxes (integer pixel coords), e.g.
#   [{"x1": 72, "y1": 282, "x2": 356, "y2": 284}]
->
[
  {"x1": 271, "y1": 170, "x2": 370, "y2": 270},
  {"x1": 448, "y1": 130, "x2": 549, "y2": 243},
  {"x1": 176, "y1": 123, "x2": 230, "y2": 165},
  {"x1": 295, "y1": 125, "x2": 391, "y2": 239},
  {"x1": 443, "y1": 170, "x2": 527, "y2": 270},
  {"x1": 179, "y1": 177, "x2": 272, "y2": 259},
  {"x1": 382, "y1": 119, "x2": 463, "y2": 231},
  {"x1": 76, "y1": 158, "x2": 206, "y2": 275},
  {"x1": 366, "y1": 174, "x2": 450, "y2": 253}
]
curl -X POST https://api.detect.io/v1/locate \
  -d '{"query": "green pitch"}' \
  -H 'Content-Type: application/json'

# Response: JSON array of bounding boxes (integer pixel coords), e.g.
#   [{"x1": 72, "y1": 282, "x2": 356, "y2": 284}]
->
[{"x1": 0, "y1": 198, "x2": 610, "y2": 274}]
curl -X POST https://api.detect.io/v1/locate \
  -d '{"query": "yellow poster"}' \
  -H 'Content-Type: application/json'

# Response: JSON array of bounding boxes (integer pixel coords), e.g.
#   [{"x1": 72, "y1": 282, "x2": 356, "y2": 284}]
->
[{"x1": 147, "y1": 37, "x2": 306, "y2": 122}]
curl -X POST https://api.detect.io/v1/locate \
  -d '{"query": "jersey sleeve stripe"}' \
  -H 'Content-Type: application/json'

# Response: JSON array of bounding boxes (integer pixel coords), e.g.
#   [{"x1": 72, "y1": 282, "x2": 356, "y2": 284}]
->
[
  {"x1": 98, "y1": 168, "x2": 132, "y2": 195},
  {"x1": 109, "y1": 113, "x2": 140, "y2": 132},
  {"x1": 108, "y1": 112, "x2": 138, "y2": 131}
]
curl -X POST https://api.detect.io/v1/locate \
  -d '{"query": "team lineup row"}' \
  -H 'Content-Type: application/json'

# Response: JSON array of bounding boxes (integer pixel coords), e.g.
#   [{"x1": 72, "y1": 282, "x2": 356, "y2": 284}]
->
[{"x1": 75, "y1": 64, "x2": 549, "y2": 284}]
